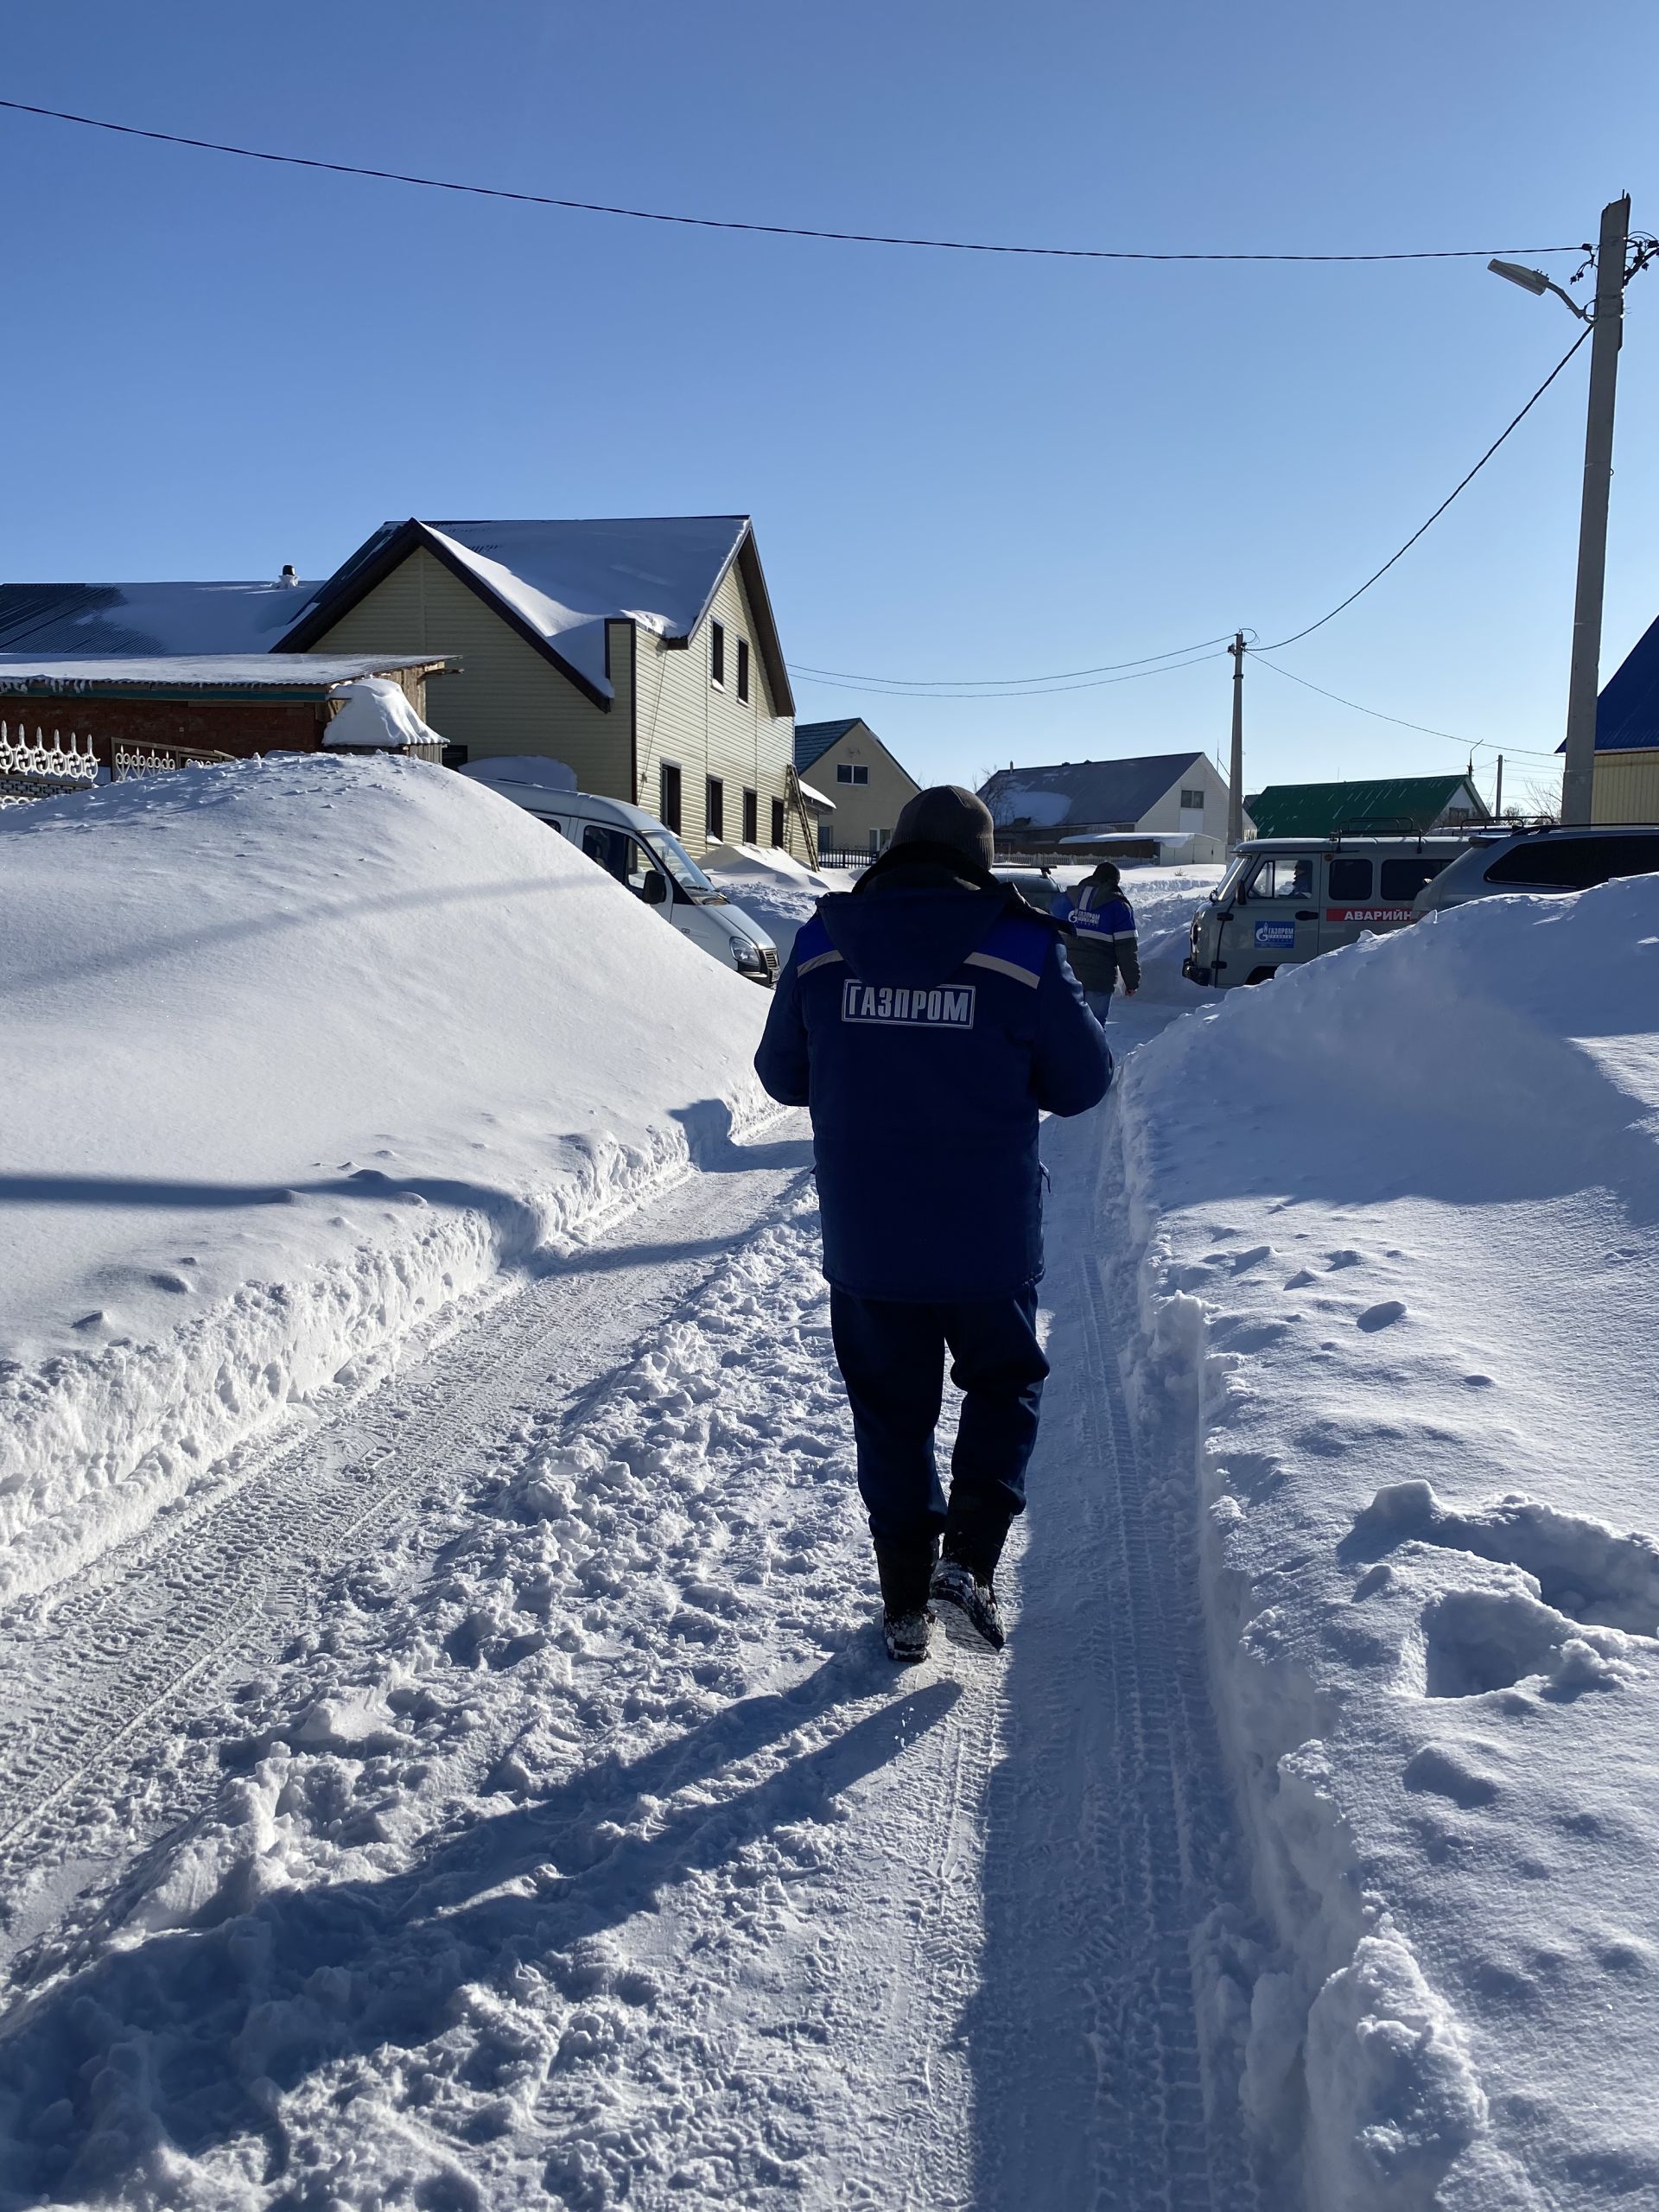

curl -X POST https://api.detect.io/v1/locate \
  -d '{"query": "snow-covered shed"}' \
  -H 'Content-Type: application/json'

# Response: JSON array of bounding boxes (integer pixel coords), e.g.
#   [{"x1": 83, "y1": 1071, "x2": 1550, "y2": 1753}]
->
[
  {"x1": 978, "y1": 750, "x2": 1238, "y2": 863},
  {"x1": 277, "y1": 517, "x2": 810, "y2": 860},
  {"x1": 0, "y1": 654, "x2": 454, "y2": 768},
  {"x1": 794, "y1": 718, "x2": 920, "y2": 860}
]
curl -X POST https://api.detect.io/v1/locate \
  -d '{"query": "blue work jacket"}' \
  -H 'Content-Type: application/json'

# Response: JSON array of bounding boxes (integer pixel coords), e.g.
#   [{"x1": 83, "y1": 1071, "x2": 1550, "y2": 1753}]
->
[{"x1": 753, "y1": 882, "x2": 1112, "y2": 1300}]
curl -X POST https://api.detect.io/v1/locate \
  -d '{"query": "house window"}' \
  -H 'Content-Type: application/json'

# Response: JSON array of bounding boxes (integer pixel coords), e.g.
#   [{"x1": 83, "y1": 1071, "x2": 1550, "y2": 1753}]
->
[
  {"x1": 770, "y1": 796, "x2": 785, "y2": 848},
  {"x1": 736, "y1": 638, "x2": 750, "y2": 704},
  {"x1": 705, "y1": 775, "x2": 725, "y2": 843},
  {"x1": 742, "y1": 787, "x2": 759, "y2": 844},
  {"x1": 709, "y1": 620, "x2": 726, "y2": 689},
  {"x1": 1180, "y1": 787, "x2": 1205, "y2": 810},
  {"x1": 836, "y1": 762, "x2": 869, "y2": 785},
  {"x1": 658, "y1": 761, "x2": 683, "y2": 835}
]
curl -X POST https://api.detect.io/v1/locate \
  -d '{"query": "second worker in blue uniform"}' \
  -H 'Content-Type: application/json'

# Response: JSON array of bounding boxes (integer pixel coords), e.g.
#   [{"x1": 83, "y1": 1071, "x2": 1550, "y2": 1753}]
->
[{"x1": 754, "y1": 785, "x2": 1112, "y2": 1661}]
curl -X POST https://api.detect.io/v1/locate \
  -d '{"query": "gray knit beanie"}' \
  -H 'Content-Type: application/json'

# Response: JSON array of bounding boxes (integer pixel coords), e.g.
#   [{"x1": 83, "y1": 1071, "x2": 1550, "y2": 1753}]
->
[{"x1": 890, "y1": 785, "x2": 997, "y2": 870}]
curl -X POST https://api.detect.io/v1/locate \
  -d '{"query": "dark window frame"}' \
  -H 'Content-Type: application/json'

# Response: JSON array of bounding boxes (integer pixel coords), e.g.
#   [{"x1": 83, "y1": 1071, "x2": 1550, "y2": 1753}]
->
[
  {"x1": 658, "y1": 761, "x2": 683, "y2": 836},
  {"x1": 742, "y1": 787, "x2": 759, "y2": 844},
  {"x1": 1179, "y1": 786, "x2": 1205, "y2": 810},
  {"x1": 735, "y1": 637, "x2": 750, "y2": 704},
  {"x1": 1483, "y1": 835, "x2": 1659, "y2": 891},
  {"x1": 709, "y1": 620, "x2": 726, "y2": 689},
  {"x1": 770, "y1": 795, "x2": 786, "y2": 848},
  {"x1": 1328, "y1": 855, "x2": 1374, "y2": 902},
  {"x1": 1381, "y1": 854, "x2": 1452, "y2": 900},
  {"x1": 705, "y1": 774, "x2": 725, "y2": 844},
  {"x1": 836, "y1": 762, "x2": 870, "y2": 786}
]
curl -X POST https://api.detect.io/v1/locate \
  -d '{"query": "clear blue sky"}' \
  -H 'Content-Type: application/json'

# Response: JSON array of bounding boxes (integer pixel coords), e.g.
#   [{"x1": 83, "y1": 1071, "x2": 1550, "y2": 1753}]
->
[{"x1": 5, "y1": 0, "x2": 1656, "y2": 804}]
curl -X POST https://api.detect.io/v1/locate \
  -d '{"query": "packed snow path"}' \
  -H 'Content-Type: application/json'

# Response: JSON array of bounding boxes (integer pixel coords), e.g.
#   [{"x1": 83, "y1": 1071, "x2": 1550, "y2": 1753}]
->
[{"x1": 0, "y1": 1015, "x2": 1269, "y2": 2209}]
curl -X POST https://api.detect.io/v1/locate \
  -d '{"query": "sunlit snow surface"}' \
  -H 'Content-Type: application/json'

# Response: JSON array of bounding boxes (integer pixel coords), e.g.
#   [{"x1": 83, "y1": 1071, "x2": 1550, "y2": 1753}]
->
[{"x1": 1123, "y1": 878, "x2": 1659, "y2": 2206}]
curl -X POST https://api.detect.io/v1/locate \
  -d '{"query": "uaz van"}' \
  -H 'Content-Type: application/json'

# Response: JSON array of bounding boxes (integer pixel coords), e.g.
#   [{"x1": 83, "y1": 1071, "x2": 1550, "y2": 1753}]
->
[
  {"x1": 459, "y1": 755, "x2": 779, "y2": 985},
  {"x1": 1184, "y1": 836, "x2": 1474, "y2": 988}
]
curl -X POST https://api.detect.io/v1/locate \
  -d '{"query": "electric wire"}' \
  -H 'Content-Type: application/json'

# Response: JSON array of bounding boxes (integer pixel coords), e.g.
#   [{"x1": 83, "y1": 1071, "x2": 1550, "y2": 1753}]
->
[
  {"x1": 1251, "y1": 652, "x2": 1563, "y2": 759},
  {"x1": 786, "y1": 646, "x2": 1231, "y2": 700},
  {"x1": 0, "y1": 98, "x2": 1586, "y2": 264},
  {"x1": 787, "y1": 633, "x2": 1240, "y2": 690},
  {"x1": 1258, "y1": 327, "x2": 1592, "y2": 650}
]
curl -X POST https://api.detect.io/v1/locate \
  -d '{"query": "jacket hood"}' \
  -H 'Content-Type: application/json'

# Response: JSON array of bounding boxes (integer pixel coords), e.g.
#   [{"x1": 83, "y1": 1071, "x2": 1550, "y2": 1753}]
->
[{"x1": 816, "y1": 886, "x2": 1022, "y2": 988}]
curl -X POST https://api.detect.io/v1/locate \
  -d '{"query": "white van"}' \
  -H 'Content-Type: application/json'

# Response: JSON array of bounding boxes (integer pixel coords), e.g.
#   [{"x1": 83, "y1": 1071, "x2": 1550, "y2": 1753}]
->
[
  {"x1": 459, "y1": 755, "x2": 779, "y2": 985},
  {"x1": 1184, "y1": 836, "x2": 1474, "y2": 988}
]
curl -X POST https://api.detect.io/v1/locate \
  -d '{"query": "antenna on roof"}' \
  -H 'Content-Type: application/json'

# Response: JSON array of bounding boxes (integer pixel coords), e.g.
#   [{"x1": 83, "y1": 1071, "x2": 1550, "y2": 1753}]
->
[{"x1": 280, "y1": 563, "x2": 300, "y2": 587}]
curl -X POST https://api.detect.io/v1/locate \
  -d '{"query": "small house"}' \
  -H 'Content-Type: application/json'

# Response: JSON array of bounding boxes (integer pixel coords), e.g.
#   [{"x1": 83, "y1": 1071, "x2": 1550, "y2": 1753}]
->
[
  {"x1": 978, "y1": 750, "x2": 1237, "y2": 864},
  {"x1": 793, "y1": 718, "x2": 921, "y2": 861},
  {"x1": 1592, "y1": 614, "x2": 1659, "y2": 823}
]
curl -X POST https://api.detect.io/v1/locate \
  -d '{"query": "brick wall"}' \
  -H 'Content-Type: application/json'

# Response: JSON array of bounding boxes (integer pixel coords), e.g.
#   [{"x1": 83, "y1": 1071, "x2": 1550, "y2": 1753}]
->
[{"x1": 0, "y1": 695, "x2": 328, "y2": 766}]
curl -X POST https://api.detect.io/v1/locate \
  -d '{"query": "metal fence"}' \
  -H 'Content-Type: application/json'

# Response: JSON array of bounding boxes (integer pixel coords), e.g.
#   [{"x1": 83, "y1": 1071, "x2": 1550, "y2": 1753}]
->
[
  {"x1": 113, "y1": 737, "x2": 235, "y2": 779},
  {"x1": 0, "y1": 723, "x2": 99, "y2": 807}
]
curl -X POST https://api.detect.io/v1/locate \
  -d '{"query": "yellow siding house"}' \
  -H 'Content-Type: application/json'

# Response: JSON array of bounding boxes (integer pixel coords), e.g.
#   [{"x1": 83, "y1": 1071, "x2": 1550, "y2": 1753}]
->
[
  {"x1": 793, "y1": 718, "x2": 922, "y2": 861},
  {"x1": 1592, "y1": 610, "x2": 1659, "y2": 823},
  {"x1": 280, "y1": 516, "x2": 810, "y2": 859}
]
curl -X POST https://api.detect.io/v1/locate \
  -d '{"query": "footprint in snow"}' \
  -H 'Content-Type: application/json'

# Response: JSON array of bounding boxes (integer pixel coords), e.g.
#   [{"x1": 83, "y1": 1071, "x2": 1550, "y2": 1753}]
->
[{"x1": 1357, "y1": 1300, "x2": 1408, "y2": 1332}]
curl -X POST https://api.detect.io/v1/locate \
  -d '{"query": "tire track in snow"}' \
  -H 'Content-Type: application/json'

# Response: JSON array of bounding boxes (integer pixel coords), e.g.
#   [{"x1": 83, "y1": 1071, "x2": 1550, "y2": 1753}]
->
[
  {"x1": 0, "y1": 1133, "x2": 817, "y2": 1918},
  {"x1": 967, "y1": 1050, "x2": 1268, "y2": 2212}
]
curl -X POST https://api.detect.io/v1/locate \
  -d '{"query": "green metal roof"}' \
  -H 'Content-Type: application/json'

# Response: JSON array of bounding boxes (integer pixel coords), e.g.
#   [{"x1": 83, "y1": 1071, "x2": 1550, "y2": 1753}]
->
[{"x1": 1245, "y1": 774, "x2": 1483, "y2": 838}]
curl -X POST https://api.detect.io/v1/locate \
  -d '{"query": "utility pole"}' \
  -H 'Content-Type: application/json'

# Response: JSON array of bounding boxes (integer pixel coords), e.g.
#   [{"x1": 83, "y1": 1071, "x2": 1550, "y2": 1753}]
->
[
  {"x1": 1560, "y1": 194, "x2": 1631, "y2": 825},
  {"x1": 1226, "y1": 631, "x2": 1246, "y2": 849},
  {"x1": 1494, "y1": 753, "x2": 1504, "y2": 819}
]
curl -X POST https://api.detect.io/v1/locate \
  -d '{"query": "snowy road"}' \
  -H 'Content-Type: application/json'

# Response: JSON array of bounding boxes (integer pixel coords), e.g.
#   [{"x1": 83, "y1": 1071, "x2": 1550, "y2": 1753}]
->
[{"x1": 0, "y1": 1008, "x2": 1272, "y2": 2210}]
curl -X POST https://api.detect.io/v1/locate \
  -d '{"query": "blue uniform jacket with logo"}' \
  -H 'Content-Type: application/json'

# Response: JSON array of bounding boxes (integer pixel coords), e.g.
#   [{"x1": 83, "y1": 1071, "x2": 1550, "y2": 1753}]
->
[
  {"x1": 1051, "y1": 885, "x2": 1141, "y2": 995},
  {"x1": 753, "y1": 886, "x2": 1112, "y2": 1300}
]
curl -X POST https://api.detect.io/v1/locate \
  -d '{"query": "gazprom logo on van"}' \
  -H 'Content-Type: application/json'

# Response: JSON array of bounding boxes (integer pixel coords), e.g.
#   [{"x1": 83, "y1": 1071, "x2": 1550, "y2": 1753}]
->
[{"x1": 842, "y1": 979, "x2": 977, "y2": 1028}]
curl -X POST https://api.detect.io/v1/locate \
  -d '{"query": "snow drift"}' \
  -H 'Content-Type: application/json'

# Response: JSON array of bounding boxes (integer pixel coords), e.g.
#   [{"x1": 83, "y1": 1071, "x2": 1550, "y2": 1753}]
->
[
  {"x1": 0, "y1": 756, "x2": 772, "y2": 1603},
  {"x1": 1122, "y1": 880, "x2": 1659, "y2": 2208}
]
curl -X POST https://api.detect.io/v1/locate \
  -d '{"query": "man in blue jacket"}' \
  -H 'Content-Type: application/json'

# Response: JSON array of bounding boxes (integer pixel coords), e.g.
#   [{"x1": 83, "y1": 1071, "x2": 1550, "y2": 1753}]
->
[
  {"x1": 754, "y1": 786, "x2": 1112, "y2": 1662},
  {"x1": 1052, "y1": 861, "x2": 1141, "y2": 1021}
]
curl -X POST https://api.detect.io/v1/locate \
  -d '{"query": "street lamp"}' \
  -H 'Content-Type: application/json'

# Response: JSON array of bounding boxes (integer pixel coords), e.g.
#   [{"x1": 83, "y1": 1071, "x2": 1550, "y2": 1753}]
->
[{"x1": 1488, "y1": 200, "x2": 1630, "y2": 825}]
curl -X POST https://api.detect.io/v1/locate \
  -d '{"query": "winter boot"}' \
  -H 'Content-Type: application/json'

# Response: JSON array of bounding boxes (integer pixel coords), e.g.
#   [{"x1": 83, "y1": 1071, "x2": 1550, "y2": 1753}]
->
[
  {"x1": 874, "y1": 1537, "x2": 938, "y2": 1665},
  {"x1": 931, "y1": 1495, "x2": 1012, "y2": 1652}
]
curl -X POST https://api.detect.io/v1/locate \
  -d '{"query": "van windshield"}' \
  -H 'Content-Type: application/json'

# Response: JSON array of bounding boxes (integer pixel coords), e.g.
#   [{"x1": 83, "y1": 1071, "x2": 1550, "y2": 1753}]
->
[{"x1": 647, "y1": 830, "x2": 728, "y2": 904}]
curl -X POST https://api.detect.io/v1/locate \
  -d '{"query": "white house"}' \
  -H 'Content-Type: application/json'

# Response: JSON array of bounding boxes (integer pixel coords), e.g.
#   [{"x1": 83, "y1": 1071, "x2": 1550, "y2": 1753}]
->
[{"x1": 977, "y1": 750, "x2": 1242, "y2": 865}]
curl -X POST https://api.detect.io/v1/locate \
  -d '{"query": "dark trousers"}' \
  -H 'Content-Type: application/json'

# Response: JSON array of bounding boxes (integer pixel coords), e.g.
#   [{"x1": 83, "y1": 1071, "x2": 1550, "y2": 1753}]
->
[{"x1": 829, "y1": 1287, "x2": 1050, "y2": 1547}]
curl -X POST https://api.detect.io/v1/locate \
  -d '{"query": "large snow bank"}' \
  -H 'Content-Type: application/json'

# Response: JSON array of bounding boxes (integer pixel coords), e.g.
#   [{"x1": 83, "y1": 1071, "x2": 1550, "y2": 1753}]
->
[
  {"x1": 704, "y1": 842, "x2": 848, "y2": 961},
  {"x1": 1122, "y1": 880, "x2": 1659, "y2": 2206},
  {"x1": 0, "y1": 756, "x2": 772, "y2": 1604}
]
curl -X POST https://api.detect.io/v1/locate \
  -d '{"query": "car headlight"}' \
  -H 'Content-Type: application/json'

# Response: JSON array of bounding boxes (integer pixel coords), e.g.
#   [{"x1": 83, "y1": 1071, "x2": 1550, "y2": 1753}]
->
[{"x1": 729, "y1": 937, "x2": 765, "y2": 969}]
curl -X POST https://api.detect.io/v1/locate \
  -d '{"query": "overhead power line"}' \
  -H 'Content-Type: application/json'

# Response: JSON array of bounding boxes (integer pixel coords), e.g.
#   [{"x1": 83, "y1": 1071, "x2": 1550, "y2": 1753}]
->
[
  {"x1": 1249, "y1": 653, "x2": 1562, "y2": 760},
  {"x1": 787, "y1": 646, "x2": 1230, "y2": 700},
  {"x1": 788, "y1": 633, "x2": 1239, "y2": 690},
  {"x1": 1258, "y1": 327, "x2": 1592, "y2": 650},
  {"x1": 0, "y1": 99, "x2": 1586, "y2": 264}
]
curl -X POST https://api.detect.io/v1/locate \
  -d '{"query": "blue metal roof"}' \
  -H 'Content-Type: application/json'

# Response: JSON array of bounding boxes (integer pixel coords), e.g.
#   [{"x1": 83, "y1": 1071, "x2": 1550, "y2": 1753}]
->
[
  {"x1": 1598, "y1": 613, "x2": 1659, "y2": 752},
  {"x1": 0, "y1": 581, "x2": 322, "y2": 658}
]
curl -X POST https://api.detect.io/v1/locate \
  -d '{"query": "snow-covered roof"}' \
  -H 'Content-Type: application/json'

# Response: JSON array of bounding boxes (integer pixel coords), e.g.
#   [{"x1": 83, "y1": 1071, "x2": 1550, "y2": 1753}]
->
[
  {"x1": 979, "y1": 753, "x2": 1206, "y2": 832},
  {"x1": 0, "y1": 581, "x2": 324, "y2": 658},
  {"x1": 285, "y1": 518, "x2": 793, "y2": 713},
  {"x1": 0, "y1": 653, "x2": 451, "y2": 693},
  {"x1": 797, "y1": 777, "x2": 836, "y2": 811}
]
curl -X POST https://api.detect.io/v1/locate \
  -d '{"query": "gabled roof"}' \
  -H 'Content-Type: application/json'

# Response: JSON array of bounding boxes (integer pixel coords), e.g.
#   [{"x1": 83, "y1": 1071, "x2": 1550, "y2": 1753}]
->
[
  {"x1": 1246, "y1": 775, "x2": 1487, "y2": 838},
  {"x1": 978, "y1": 752, "x2": 1206, "y2": 832},
  {"x1": 795, "y1": 717, "x2": 862, "y2": 771},
  {"x1": 0, "y1": 580, "x2": 322, "y2": 658},
  {"x1": 1597, "y1": 613, "x2": 1659, "y2": 752},
  {"x1": 281, "y1": 517, "x2": 794, "y2": 714}
]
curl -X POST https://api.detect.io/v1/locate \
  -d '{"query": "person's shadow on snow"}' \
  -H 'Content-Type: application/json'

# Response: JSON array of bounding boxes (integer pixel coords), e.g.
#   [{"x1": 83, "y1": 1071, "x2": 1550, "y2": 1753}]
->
[{"x1": 0, "y1": 1653, "x2": 957, "y2": 2207}]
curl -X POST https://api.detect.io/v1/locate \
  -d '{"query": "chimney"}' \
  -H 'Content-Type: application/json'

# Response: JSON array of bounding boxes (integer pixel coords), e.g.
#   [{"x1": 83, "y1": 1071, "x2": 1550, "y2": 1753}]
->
[{"x1": 280, "y1": 563, "x2": 300, "y2": 587}]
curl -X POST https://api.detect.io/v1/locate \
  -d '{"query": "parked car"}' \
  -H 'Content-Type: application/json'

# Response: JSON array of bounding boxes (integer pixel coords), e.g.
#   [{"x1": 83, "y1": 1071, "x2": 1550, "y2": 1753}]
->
[
  {"x1": 1184, "y1": 836, "x2": 1474, "y2": 988},
  {"x1": 459, "y1": 755, "x2": 779, "y2": 984},
  {"x1": 1409, "y1": 823, "x2": 1659, "y2": 918}
]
